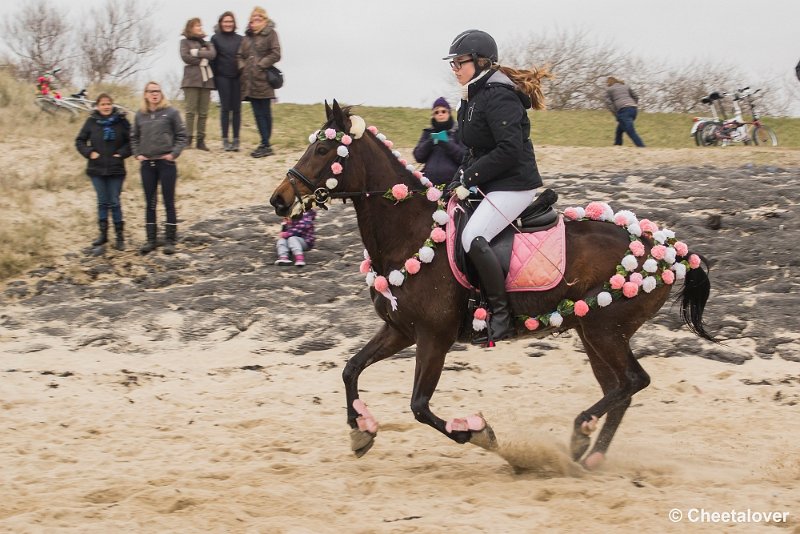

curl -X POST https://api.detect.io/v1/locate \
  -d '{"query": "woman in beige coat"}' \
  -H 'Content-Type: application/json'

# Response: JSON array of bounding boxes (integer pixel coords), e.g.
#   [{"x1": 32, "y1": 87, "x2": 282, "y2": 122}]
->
[
  {"x1": 180, "y1": 17, "x2": 216, "y2": 151},
  {"x1": 237, "y1": 6, "x2": 281, "y2": 158}
]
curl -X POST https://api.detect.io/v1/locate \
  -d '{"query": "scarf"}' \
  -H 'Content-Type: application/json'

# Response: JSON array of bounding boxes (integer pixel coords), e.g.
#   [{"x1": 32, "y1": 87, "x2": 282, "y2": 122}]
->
[
  {"x1": 461, "y1": 68, "x2": 491, "y2": 101},
  {"x1": 430, "y1": 116, "x2": 454, "y2": 132},
  {"x1": 96, "y1": 113, "x2": 122, "y2": 141}
]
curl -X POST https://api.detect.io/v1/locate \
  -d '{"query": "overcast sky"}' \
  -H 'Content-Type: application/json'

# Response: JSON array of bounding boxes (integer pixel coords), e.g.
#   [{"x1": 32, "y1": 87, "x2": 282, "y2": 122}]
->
[{"x1": 4, "y1": 0, "x2": 799, "y2": 111}]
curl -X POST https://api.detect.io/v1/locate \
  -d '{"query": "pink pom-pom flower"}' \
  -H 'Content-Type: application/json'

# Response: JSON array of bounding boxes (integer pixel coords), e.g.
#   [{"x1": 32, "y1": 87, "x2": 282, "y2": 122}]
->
[
  {"x1": 473, "y1": 307, "x2": 487, "y2": 321},
  {"x1": 412, "y1": 170, "x2": 423, "y2": 180},
  {"x1": 391, "y1": 184, "x2": 409, "y2": 200},
  {"x1": 341, "y1": 134, "x2": 352, "y2": 145},
  {"x1": 324, "y1": 128, "x2": 337, "y2": 139},
  {"x1": 674, "y1": 241, "x2": 689, "y2": 257},
  {"x1": 398, "y1": 159, "x2": 407, "y2": 166},
  {"x1": 430, "y1": 227, "x2": 446, "y2": 243},
  {"x1": 367, "y1": 125, "x2": 378, "y2": 135},
  {"x1": 426, "y1": 187, "x2": 442, "y2": 202},
  {"x1": 524, "y1": 318, "x2": 539, "y2": 331},
  {"x1": 610, "y1": 274, "x2": 626, "y2": 290},
  {"x1": 688, "y1": 254, "x2": 701, "y2": 269},
  {"x1": 331, "y1": 162, "x2": 343, "y2": 175},
  {"x1": 622, "y1": 282, "x2": 639, "y2": 298},
  {"x1": 383, "y1": 140, "x2": 394, "y2": 148},
  {"x1": 585, "y1": 202, "x2": 606, "y2": 221},
  {"x1": 404, "y1": 258, "x2": 421, "y2": 274},
  {"x1": 614, "y1": 213, "x2": 629, "y2": 226},
  {"x1": 639, "y1": 219, "x2": 658, "y2": 234},
  {"x1": 661, "y1": 269, "x2": 675, "y2": 285},
  {"x1": 574, "y1": 300, "x2": 589, "y2": 317},
  {"x1": 563, "y1": 207, "x2": 581, "y2": 220},
  {"x1": 359, "y1": 259, "x2": 371, "y2": 274},
  {"x1": 374, "y1": 276, "x2": 389, "y2": 292},
  {"x1": 629, "y1": 272, "x2": 644, "y2": 286},
  {"x1": 629, "y1": 240, "x2": 645, "y2": 257},
  {"x1": 650, "y1": 245, "x2": 667, "y2": 260}
]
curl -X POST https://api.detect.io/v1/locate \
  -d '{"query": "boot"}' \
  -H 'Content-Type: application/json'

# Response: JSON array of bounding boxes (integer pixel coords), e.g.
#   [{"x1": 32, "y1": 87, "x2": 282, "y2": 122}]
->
[
  {"x1": 231, "y1": 138, "x2": 240, "y2": 152},
  {"x1": 468, "y1": 236, "x2": 516, "y2": 345},
  {"x1": 92, "y1": 220, "x2": 109, "y2": 246},
  {"x1": 113, "y1": 221, "x2": 125, "y2": 251},
  {"x1": 223, "y1": 138, "x2": 232, "y2": 151},
  {"x1": 196, "y1": 136, "x2": 209, "y2": 151},
  {"x1": 186, "y1": 135, "x2": 194, "y2": 149},
  {"x1": 139, "y1": 223, "x2": 158, "y2": 255},
  {"x1": 163, "y1": 223, "x2": 177, "y2": 255}
]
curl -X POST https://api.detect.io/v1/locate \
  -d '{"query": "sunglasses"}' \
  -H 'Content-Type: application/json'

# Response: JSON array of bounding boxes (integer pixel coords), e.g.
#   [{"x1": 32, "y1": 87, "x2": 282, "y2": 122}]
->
[
  {"x1": 449, "y1": 57, "x2": 473, "y2": 71},
  {"x1": 433, "y1": 109, "x2": 449, "y2": 115}
]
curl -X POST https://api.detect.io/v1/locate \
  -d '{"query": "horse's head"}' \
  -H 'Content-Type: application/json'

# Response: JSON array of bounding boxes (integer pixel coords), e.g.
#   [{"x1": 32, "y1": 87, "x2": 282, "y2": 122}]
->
[{"x1": 270, "y1": 99, "x2": 368, "y2": 217}]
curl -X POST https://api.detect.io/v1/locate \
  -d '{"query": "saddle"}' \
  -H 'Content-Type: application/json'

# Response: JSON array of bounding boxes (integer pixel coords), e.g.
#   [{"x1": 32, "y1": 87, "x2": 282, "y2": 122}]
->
[{"x1": 446, "y1": 189, "x2": 565, "y2": 291}]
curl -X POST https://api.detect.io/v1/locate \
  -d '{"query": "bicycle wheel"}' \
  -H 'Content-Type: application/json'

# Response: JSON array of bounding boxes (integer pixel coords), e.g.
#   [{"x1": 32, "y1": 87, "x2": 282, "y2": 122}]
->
[
  {"x1": 698, "y1": 122, "x2": 721, "y2": 146},
  {"x1": 751, "y1": 125, "x2": 778, "y2": 146}
]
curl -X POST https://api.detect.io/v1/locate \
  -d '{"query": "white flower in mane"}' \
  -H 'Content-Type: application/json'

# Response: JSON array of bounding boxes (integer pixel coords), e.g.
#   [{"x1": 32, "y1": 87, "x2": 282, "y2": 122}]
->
[
  {"x1": 616, "y1": 210, "x2": 637, "y2": 226},
  {"x1": 643, "y1": 258, "x2": 658, "y2": 273},
  {"x1": 664, "y1": 247, "x2": 677, "y2": 264},
  {"x1": 627, "y1": 222, "x2": 642, "y2": 237},
  {"x1": 388, "y1": 270, "x2": 405, "y2": 286},
  {"x1": 349, "y1": 115, "x2": 366, "y2": 139},
  {"x1": 365, "y1": 271, "x2": 376, "y2": 287},
  {"x1": 549, "y1": 312, "x2": 564, "y2": 327},
  {"x1": 622, "y1": 255, "x2": 638, "y2": 272},
  {"x1": 642, "y1": 276, "x2": 657, "y2": 293},
  {"x1": 597, "y1": 292, "x2": 613, "y2": 307},
  {"x1": 337, "y1": 146, "x2": 349, "y2": 157},
  {"x1": 432, "y1": 210, "x2": 449, "y2": 225},
  {"x1": 672, "y1": 262, "x2": 687, "y2": 280},
  {"x1": 653, "y1": 230, "x2": 667, "y2": 244},
  {"x1": 418, "y1": 246, "x2": 434, "y2": 263}
]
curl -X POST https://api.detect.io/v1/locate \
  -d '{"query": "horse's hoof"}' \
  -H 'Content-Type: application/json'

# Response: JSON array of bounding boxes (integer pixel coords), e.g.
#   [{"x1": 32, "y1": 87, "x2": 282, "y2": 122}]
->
[
  {"x1": 581, "y1": 452, "x2": 605, "y2": 471},
  {"x1": 570, "y1": 433, "x2": 591, "y2": 461},
  {"x1": 469, "y1": 423, "x2": 499, "y2": 451},
  {"x1": 350, "y1": 428, "x2": 375, "y2": 457}
]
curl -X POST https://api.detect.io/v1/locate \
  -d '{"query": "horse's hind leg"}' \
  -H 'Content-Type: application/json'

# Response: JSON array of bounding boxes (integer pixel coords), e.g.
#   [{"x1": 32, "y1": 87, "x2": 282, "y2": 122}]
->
[
  {"x1": 571, "y1": 328, "x2": 650, "y2": 469},
  {"x1": 343, "y1": 323, "x2": 413, "y2": 457}
]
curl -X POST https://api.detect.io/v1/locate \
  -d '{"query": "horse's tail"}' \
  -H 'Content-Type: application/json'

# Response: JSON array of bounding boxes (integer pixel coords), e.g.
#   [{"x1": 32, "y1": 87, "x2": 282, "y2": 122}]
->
[{"x1": 677, "y1": 253, "x2": 716, "y2": 342}]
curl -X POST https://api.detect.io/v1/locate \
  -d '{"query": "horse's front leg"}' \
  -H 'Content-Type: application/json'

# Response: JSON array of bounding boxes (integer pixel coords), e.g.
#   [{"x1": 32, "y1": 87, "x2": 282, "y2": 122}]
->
[
  {"x1": 409, "y1": 332, "x2": 499, "y2": 451},
  {"x1": 343, "y1": 323, "x2": 412, "y2": 457}
]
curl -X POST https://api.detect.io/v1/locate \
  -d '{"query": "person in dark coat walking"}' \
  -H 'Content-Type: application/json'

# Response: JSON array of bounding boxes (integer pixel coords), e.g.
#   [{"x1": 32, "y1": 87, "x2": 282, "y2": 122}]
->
[
  {"x1": 237, "y1": 6, "x2": 281, "y2": 158},
  {"x1": 605, "y1": 76, "x2": 645, "y2": 147},
  {"x1": 444, "y1": 29, "x2": 550, "y2": 345},
  {"x1": 210, "y1": 11, "x2": 244, "y2": 151},
  {"x1": 75, "y1": 93, "x2": 132, "y2": 254},
  {"x1": 412, "y1": 96, "x2": 466, "y2": 185},
  {"x1": 180, "y1": 17, "x2": 216, "y2": 151}
]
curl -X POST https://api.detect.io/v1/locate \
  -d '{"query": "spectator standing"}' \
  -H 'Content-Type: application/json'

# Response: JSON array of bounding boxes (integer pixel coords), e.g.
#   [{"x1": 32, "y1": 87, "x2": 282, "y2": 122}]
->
[
  {"x1": 210, "y1": 11, "x2": 244, "y2": 151},
  {"x1": 74, "y1": 93, "x2": 132, "y2": 254},
  {"x1": 180, "y1": 17, "x2": 216, "y2": 151},
  {"x1": 274, "y1": 209, "x2": 316, "y2": 267},
  {"x1": 238, "y1": 6, "x2": 281, "y2": 158},
  {"x1": 605, "y1": 76, "x2": 645, "y2": 147},
  {"x1": 131, "y1": 82, "x2": 188, "y2": 255},
  {"x1": 412, "y1": 97, "x2": 466, "y2": 185}
]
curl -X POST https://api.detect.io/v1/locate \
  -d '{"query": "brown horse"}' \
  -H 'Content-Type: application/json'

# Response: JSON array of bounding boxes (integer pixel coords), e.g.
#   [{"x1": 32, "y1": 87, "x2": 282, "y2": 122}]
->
[{"x1": 269, "y1": 101, "x2": 714, "y2": 469}]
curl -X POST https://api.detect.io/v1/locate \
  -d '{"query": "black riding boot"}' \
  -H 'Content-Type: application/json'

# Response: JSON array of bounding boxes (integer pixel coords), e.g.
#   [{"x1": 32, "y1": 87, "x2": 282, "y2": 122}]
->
[
  {"x1": 92, "y1": 220, "x2": 109, "y2": 246},
  {"x1": 113, "y1": 221, "x2": 125, "y2": 251},
  {"x1": 163, "y1": 223, "x2": 177, "y2": 255},
  {"x1": 139, "y1": 223, "x2": 157, "y2": 255},
  {"x1": 468, "y1": 236, "x2": 516, "y2": 345}
]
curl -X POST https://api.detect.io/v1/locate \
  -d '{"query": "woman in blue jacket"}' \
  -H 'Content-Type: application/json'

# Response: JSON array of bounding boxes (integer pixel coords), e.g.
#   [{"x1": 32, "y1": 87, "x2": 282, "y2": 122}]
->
[
  {"x1": 75, "y1": 93, "x2": 131, "y2": 253},
  {"x1": 444, "y1": 29, "x2": 550, "y2": 344}
]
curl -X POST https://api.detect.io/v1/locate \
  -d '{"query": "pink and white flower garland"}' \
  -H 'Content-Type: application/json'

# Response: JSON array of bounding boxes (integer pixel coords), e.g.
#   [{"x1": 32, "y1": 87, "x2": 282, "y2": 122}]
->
[
  {"x1": 506, "y1": 201, "x2": 702, "y2": 332},
  {"x1": 308, "y1": 121, "x2": 448, "y2": 311}
]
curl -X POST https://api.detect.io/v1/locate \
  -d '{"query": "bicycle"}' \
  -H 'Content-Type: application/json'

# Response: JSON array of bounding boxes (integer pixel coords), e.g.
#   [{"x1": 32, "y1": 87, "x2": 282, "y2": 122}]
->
[
  {"x1": 698, "y1": 87, "x2": 778, "y2": 147},
  {"x1": 691, "y1": 91, "x2": 726, "y2": 146},
  {"x1": 34, "y1": 69, "x2": 84, "y2": 119}
]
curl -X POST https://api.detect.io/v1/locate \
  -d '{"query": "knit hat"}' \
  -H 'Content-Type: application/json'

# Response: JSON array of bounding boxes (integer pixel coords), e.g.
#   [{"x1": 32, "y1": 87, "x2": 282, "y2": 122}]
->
[{"x1": 432, "y1": 97, "x2": 451, "y2": 110}]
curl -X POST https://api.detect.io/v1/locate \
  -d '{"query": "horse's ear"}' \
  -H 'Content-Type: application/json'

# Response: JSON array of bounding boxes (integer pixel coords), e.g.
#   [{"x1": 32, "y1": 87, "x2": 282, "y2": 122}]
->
[
  {"x1": 324, "y1": 100, "x2": 333, "y2": 120},
  {"x1": 331, "y1": 99, "x2": 346, "y2": 130}
]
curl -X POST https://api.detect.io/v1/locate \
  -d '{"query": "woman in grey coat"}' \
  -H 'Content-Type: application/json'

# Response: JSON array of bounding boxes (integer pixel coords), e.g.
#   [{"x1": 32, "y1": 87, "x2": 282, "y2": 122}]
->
[
  {"x1": 180, "y1": 17, "x2": 216, "y2": 151},
  {"x1": 605, "y1": 76, "x2": 645, "y2": 147},
  {"x1": 237, "y1": 6, "x2": 281, "y2": 158}
]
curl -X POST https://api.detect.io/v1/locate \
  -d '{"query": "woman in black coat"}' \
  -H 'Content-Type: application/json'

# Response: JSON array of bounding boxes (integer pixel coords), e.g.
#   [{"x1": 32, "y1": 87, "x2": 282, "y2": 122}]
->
[
  {"x1": 75, "y1": 93, "x2": 132, "y2": 252},
  {"x1": 412, "y1": 96, "x2": 466, "y2": 185},
  {"x1": 444, "y1": 29, "x2": 550, "y2": 344}
]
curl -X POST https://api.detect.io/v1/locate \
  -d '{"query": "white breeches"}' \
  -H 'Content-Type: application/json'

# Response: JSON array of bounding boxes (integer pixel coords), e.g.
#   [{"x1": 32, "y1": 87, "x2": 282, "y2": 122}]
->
[{"x1": 461, "y1": 189, "x2": 538, "y2": 252}]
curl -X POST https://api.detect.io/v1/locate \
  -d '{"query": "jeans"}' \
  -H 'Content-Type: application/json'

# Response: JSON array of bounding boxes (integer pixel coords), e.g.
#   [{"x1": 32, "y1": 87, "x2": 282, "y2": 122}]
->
[
  {"x1": 276, "y1": 236, "x2": 308, "y2": 258},
  {"x1": 250, "y1": 98, "x2": 273, "y2": 147},
  {"x1": 90, "y1": 175, "x2": 125, "y2": 223},
  {"x1": 140, "y1": 160, "x2": 177, "y2": 225},
  {"x1": 614, "y1": 107, "x2": 645, "y2": 147},
  {"x1": 216, "y1": 76, "x2": 242, "y2": 140}
]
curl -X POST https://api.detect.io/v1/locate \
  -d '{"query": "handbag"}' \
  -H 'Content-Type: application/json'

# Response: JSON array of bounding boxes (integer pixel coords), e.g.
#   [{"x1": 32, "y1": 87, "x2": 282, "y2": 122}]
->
[{"x1": 266, "y1": 65, "x2": 284, "y2": 89}]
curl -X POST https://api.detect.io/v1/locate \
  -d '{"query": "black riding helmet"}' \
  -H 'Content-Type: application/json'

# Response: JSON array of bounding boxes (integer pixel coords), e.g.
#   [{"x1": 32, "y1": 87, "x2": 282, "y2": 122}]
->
[{"x1": 442, "y1": 29, "x2": 498, "y2": 63}]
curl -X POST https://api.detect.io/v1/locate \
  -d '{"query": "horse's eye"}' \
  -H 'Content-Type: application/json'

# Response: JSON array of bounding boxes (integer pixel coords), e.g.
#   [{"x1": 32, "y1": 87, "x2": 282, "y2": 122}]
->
[{"x1": 315, "y1": 145, "x2": 329, "y2": 156}]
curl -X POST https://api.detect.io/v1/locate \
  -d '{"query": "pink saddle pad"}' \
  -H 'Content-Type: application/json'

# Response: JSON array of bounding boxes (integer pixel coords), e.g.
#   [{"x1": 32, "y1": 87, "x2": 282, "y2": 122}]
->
[{"x1": 446, "y1": 196, "x2": 566, "y2": 292}]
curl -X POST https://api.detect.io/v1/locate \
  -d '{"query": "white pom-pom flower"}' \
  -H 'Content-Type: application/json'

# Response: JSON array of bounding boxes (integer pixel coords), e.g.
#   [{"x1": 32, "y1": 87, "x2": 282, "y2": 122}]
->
[
  {"x1": 472, "y1": 318, "x2": 487, "y2": 331},
  {"x1": 365, "y1": 272, "x2": 376, "y2": 287},
  {"x1": 388, "y1": 270, "x2": 405, "y2": 286},
  {"x1": 597, "y1": 292, "x2": 613, "y2": 307},
  {"x1": 326, "y1": 178, "x2": 338, "y2": 189},
  {"x1": 456, "y1": 186, "x2": 471, "y2": 200},
  {"x1": 549, "y1": 312, "x2": 564, "y2": 327},
  {"x1": 621, "y1": 255, "x2": 638, "y2": 272},
  {"x1": 664, "y1": 246, "x2": 677, "y2": 264},
  {"x1": 653, "y1": 230, "x2": 667, "y2": 244},
  {"x1": 432, "y1": 210, "x2": 449, "y2": 225},
  {"x1": 663, "y1": 228, "x2": 675, "y2": 240},
  {"x1": 348, "y1": 115, "x2": 366, "y2": 139},
  {"x1": 376, "y1": 133, "x2": 387, "y2": 142},
  {"x1": 672, "y1": 262, "x2": 687, "y2": 280},
  {"x1": 420, "y1": 177, "x2": 432, "y2": 188},
  {"x1": 627, "y1": 222, "x2": 642, "y2": 237},
  {"x1": 574, "y1": 207, "x2": 586, "y2": 219},
  {"x1": 363, "y1": 249, "x2": 370, "y2": 260},
  {"x1": 308, "y1": 132, "x2": 318, "y2": 144},
  {"x1": 616, "y1": 210, "x2": 637, "y2": 226},
  {"x1": 642, "y1": 276, "x2": 657, "y2": 293},
  {"x1": 336, "y1": 145, "x2": 349, "y2": 158},
  {"x1": 418, "y1": 246, "x2": 435, "y2": 263},
  {"x1": 601, "y1": 203, "x2": 614, "y2": 222},
  {"x1": 643, "y1": 258, "x2": 658, "y2": 273},
  {"x1": 405, "y1": 164, "x2": 416, "y2": 172},
  {"x1": 391, "y1": 150, "x2": 401, "y2": 158}
]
